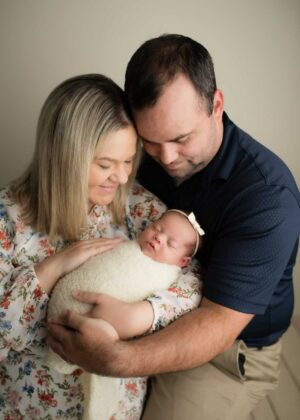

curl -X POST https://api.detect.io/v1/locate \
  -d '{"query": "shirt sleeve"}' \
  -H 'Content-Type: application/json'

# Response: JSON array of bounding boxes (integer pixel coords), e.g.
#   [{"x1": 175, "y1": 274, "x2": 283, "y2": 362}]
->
[
  {"x1": 204, "y1": 185, "x2": 300, "y2": 314},
  {"x1": 127, "y1": 181, "x2": 203, "y2": 331},
  {"x1": 0, "y1": 198, "x2": 49, "y2": 361}
]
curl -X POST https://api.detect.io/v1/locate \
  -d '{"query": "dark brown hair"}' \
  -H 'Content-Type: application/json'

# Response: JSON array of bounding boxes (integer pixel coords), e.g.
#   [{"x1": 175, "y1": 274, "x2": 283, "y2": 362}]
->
[{"x1": 125, "y1": 34, "x2": 217, "y2": 114}]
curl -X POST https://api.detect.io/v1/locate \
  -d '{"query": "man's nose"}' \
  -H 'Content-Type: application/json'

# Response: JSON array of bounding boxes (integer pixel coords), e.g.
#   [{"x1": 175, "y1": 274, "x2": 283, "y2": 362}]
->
[{"x1": 159, "y1": 144, "x2": 178, "y2": 165}]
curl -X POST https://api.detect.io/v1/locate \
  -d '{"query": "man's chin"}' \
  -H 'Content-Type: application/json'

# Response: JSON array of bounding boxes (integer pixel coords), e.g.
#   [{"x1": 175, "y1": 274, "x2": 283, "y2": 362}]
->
[
  {"x1": 163, "y1": 166, "x2": 190, "y2": 179},
  {"x1": 164, "y1": 162, "x2": 205, "y2": 180}
]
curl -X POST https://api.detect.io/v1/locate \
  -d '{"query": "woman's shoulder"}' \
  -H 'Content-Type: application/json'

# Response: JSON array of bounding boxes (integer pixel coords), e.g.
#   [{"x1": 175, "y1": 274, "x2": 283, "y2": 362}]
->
[
  {"x1": 127, "y1": 181, "x2": 167, "y2": 220},
  {"x1": 125, "y1": 181, "x2": 167, "y2": 238},
  {"x1": 0, "y1": 185, "x2": 23, "y2": 226},
  {"x1": 0, "y1": 186, "x2": 16, "y2": 215},
  {"x1": 0, "y1": 185, "x2": 12, "y2": 202},
  {"x1": 128, "y1": 181, "x2": 165, "y2": 205}
]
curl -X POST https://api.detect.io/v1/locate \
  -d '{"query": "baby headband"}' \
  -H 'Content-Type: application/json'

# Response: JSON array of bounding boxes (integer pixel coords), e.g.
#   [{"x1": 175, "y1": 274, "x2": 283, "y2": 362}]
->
[{"x1": 166, "y1": 209, "x2": 205, "y2": 257}]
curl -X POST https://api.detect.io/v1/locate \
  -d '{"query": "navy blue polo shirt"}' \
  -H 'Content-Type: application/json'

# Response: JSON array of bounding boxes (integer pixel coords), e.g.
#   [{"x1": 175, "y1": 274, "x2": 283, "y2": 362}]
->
[{"x1": 138, "y1": 113, "x2": 300, "y2": 347}]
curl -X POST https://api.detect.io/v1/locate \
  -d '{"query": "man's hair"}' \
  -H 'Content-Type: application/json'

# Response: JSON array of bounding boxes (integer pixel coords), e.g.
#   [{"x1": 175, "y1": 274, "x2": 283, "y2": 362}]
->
[
  {"x1": 11, "y1": 74, "x2": 141, "y2": 241},
  {"x1": 125, "y1": 34, "x2": 217, "y2": 114}
]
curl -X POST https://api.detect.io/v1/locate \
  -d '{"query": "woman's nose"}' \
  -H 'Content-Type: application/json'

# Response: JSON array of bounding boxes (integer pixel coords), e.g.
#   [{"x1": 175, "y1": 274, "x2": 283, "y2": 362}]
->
[{"x1": 113, "y1": 165, "x2": 129, "y2": 184}]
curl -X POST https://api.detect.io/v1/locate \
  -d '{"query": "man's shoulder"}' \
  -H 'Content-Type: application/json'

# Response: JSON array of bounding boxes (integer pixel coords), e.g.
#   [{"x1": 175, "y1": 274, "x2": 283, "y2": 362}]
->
[{"x1": 226, "y1": 115, "x2": 299, "y2": 200}]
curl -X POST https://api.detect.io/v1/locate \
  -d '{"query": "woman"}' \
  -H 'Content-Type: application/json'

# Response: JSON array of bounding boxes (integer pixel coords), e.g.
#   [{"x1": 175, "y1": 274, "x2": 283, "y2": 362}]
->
[{"x1": 0, "y1": 74, "x2": 201, "y2": 419}]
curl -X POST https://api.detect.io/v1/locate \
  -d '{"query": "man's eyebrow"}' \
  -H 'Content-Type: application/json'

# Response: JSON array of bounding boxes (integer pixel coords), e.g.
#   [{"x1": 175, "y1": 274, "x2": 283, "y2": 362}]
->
[{"x1": 140, "y1": 131, "x2": 193, "y2": 144}]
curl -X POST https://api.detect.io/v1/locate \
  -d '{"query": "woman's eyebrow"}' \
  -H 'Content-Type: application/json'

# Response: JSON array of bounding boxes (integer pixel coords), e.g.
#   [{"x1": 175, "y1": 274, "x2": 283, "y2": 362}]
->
[
  {"x1": 94, "y1": 153, "x2": 136, "y2": 163},
  {"x1": 94, "y1": 157, "x2": 116, "y2": 163}
]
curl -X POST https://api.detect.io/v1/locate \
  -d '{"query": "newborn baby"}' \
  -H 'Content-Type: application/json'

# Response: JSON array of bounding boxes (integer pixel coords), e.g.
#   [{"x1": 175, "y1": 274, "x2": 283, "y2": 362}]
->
[{"x1": 47, "y1": 209, "x2": 204, "y2": 419}]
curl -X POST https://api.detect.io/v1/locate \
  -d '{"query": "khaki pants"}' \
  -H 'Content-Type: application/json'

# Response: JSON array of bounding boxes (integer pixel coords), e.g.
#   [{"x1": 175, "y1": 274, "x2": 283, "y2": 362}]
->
[{"x1": 142, "y1": 340, "x2": 281, "y2": 420}]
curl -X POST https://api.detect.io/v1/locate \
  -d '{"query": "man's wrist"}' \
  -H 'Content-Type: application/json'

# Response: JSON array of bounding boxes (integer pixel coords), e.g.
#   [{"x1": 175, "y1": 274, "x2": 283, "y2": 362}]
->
[{"x1": 100, "y1": 339, "x2": 133, "y2": 377}]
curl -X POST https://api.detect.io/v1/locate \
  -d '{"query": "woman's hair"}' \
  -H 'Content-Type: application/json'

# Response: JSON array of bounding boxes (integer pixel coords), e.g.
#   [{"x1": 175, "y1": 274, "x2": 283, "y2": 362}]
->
[
  {"x1": 11, "y1": 74, "x2": 141, "y2": 241},
  {"x1": 125, "y1": 34, "x2": 217, "y2": 114}
]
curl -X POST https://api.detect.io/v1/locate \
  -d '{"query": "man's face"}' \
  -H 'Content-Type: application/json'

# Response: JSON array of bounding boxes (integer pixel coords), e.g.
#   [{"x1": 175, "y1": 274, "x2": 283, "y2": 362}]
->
[{"x1": 134, "y1": 74, "x2": 224, "y2": 180}]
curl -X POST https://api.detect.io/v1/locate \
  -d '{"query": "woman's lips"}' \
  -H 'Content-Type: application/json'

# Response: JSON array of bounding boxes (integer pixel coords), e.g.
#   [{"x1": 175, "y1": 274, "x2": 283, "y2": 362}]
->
[{"x1": 99, "y1": 184, "x2": 118, "y2": 192}]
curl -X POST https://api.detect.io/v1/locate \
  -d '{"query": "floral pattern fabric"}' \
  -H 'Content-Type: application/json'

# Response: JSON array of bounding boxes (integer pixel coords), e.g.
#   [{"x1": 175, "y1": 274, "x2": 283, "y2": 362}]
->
[{"x1": 0, "y1": 182, "x2": 201, "y2": 419}]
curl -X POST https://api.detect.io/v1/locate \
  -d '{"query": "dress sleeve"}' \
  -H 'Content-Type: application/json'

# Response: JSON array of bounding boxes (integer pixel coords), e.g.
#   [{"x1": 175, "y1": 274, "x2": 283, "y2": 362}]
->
[
  {"x1": 126, "y1": 181, "x2": 167, "y2": 236},
  {"x1": 147, "y1": 260, "x2": 203, "y2": 330},
  {"x1": 0, "y1": 198, "x2": 49, "y2": 361},
  {"x1": 127, "y1": 181, "x2": 203, "y2": 331}
]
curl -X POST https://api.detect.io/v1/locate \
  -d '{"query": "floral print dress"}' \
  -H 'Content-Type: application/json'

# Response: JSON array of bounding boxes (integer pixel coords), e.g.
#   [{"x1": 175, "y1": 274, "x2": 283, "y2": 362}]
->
[{"x1": 0, "y1": 182, "x2": 201, "y2": 420}]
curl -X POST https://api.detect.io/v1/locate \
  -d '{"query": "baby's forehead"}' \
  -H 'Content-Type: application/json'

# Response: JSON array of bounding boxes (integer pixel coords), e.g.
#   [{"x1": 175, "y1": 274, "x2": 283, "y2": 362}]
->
[
  {"x1": 161, "y1": 212, "x2": 196, "y2": 238},
  {"x1": 160, "y1": 211, "x2": 189, "y2": 225}
]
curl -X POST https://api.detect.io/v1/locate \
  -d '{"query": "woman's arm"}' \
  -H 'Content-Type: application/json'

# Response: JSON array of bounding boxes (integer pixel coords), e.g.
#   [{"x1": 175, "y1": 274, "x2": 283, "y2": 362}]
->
[
  {"x1": 147, "y1": 261, "x2": 203, "y2": 331},
  {"x1": 0, "y1": 191, "x2": 123, "y2": 359},
  {"x1": 0, "y1": 200, "x2": 49, "y2": 360}
]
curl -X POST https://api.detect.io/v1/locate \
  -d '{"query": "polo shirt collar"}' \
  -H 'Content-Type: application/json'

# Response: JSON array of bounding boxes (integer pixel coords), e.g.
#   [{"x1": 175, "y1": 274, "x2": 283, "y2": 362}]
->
[{"x1": 192, "y1": 112, "x2": 238, "y2": 187}]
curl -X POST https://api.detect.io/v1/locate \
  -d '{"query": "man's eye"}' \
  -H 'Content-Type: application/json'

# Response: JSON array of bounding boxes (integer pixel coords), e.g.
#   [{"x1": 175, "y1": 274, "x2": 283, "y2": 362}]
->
[{"x1": 177, "y1": 136, "x2": 189, "y2": 144}]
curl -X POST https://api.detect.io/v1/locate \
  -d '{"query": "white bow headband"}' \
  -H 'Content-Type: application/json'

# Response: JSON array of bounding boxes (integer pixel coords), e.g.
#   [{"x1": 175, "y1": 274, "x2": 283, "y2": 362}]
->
[{"x1": 166, "y1": 209, "x2": 205, "y2": 257}]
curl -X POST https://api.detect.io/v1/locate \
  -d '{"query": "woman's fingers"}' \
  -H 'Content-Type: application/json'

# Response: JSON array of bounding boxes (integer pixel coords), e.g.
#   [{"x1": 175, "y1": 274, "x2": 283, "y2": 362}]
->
[
  {"x1": 35, "y1": 237, "x2": 125, "y2": 293},
  {"x1": 48, "y1": 309, "x2": 86, "y2": 331},
  {"x1": 72, "y1": 290, "x2": 103, "y2": 305},
  {"x1": 58, "y1": 237, "x2": 125, "y2": 276}
]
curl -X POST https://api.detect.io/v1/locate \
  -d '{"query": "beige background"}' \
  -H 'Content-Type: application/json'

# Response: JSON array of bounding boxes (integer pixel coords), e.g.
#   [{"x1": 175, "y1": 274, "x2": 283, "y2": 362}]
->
[{"x1": 0, "y1": 0, "x2": 299, "y2": 314}]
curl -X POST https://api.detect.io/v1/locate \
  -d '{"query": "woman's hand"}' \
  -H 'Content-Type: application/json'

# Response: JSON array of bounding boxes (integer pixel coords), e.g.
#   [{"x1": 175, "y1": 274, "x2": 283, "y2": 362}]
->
[
  {"x1": 72, "y1": 290, "x2": 154, "y2": 339},
  {"x1": 35, "y1": 237, "x2": 124, "y2": 294}
]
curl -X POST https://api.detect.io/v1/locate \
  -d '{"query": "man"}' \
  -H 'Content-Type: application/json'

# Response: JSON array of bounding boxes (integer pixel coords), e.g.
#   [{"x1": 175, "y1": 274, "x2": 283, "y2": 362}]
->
[{"x1": 48, "y1": 34, "x2": 300, "y2": 419}]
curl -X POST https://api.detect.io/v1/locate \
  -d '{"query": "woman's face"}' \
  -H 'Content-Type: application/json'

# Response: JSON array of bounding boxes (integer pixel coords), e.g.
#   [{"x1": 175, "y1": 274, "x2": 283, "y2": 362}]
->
[{"x1": 88, "y1": 125, "x2": 137, "y2": 208}]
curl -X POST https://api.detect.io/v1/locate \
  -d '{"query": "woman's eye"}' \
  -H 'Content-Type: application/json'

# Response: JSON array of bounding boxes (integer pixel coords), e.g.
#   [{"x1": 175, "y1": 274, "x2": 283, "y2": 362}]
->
[
  {"x1": 99, "y1": 164, "x2": 110, "y2": 170},
  {"x1": 125, "y1": 160, "x2": 133, "y2": 165}
]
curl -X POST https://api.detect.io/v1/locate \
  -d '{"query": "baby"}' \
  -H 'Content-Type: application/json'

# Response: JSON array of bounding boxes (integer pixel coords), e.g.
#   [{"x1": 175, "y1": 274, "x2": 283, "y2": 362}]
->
[{"x1": 47, "y1": 209, "x2": 204, "y2": 419}]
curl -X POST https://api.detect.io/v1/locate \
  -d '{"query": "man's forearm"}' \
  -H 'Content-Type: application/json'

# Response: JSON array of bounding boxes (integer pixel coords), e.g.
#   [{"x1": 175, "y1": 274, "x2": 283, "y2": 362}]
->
[
  {"x1": 48, "y1": 298, "x2": 253, "y2": 377},
  {"x1": 94, "y1": 298, "x2": 253, "y2": 377}
]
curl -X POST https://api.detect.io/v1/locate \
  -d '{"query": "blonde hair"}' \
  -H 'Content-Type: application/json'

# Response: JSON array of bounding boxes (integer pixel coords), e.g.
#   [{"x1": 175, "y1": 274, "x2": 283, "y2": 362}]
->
[{"x1": 11, "y1": 74, "x2": 141, "y2": 241}]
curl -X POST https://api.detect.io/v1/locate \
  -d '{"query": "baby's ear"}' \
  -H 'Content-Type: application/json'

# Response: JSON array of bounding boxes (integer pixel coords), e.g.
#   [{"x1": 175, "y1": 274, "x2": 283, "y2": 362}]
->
[{"x1": 179, "y1": 256, "x2": 191, "y2": 268}]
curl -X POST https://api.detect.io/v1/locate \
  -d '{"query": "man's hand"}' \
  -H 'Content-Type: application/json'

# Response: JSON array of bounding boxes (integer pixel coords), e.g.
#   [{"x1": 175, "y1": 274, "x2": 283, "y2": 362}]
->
[
  {"x1": 47, "y1": 309, "x2": 121, "y2": 375},
  {"x1": 72, "y1": 290, "x2": 154, "y2": 339}
]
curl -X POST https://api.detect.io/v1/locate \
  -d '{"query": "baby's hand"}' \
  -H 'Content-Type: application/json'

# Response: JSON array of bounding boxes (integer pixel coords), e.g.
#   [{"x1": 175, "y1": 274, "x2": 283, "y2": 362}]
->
[{"x1": 72, "y1": 291, "x2": 154, "y2": 339}]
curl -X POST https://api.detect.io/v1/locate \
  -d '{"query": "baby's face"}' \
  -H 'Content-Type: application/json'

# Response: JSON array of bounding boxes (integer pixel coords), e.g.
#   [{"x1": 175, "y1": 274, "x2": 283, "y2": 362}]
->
[{"x1": 139, "y1": 212, "x2": 197, "y2": 267}]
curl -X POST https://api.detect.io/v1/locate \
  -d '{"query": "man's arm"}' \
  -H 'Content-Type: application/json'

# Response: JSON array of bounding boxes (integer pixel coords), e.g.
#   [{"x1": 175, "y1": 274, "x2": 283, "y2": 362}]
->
[{"x1": 47, "y1": 297, "x2": 253, "y2": 377}]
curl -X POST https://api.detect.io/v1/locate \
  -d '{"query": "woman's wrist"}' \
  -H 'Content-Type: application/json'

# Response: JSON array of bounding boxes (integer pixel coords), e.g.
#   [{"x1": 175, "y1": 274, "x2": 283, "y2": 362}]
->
[{"x1": 34, "y1": 254, "x2": 64, "y2": 294}]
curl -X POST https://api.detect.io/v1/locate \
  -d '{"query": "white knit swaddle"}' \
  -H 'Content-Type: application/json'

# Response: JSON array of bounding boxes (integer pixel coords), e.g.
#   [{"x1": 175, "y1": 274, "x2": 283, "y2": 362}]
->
[{"x1": 47, "y1": 240, "x2": 180, "y2": 419}]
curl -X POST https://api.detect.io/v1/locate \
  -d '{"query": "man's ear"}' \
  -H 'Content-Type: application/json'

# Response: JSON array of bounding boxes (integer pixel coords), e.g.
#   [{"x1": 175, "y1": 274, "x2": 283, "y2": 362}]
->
[
  {"x1": 213, "y1": 89, "x2": 224, "y2": 120},
  {"x1": 179, "y1": 256, "x2": 191, "y2": 268}
]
